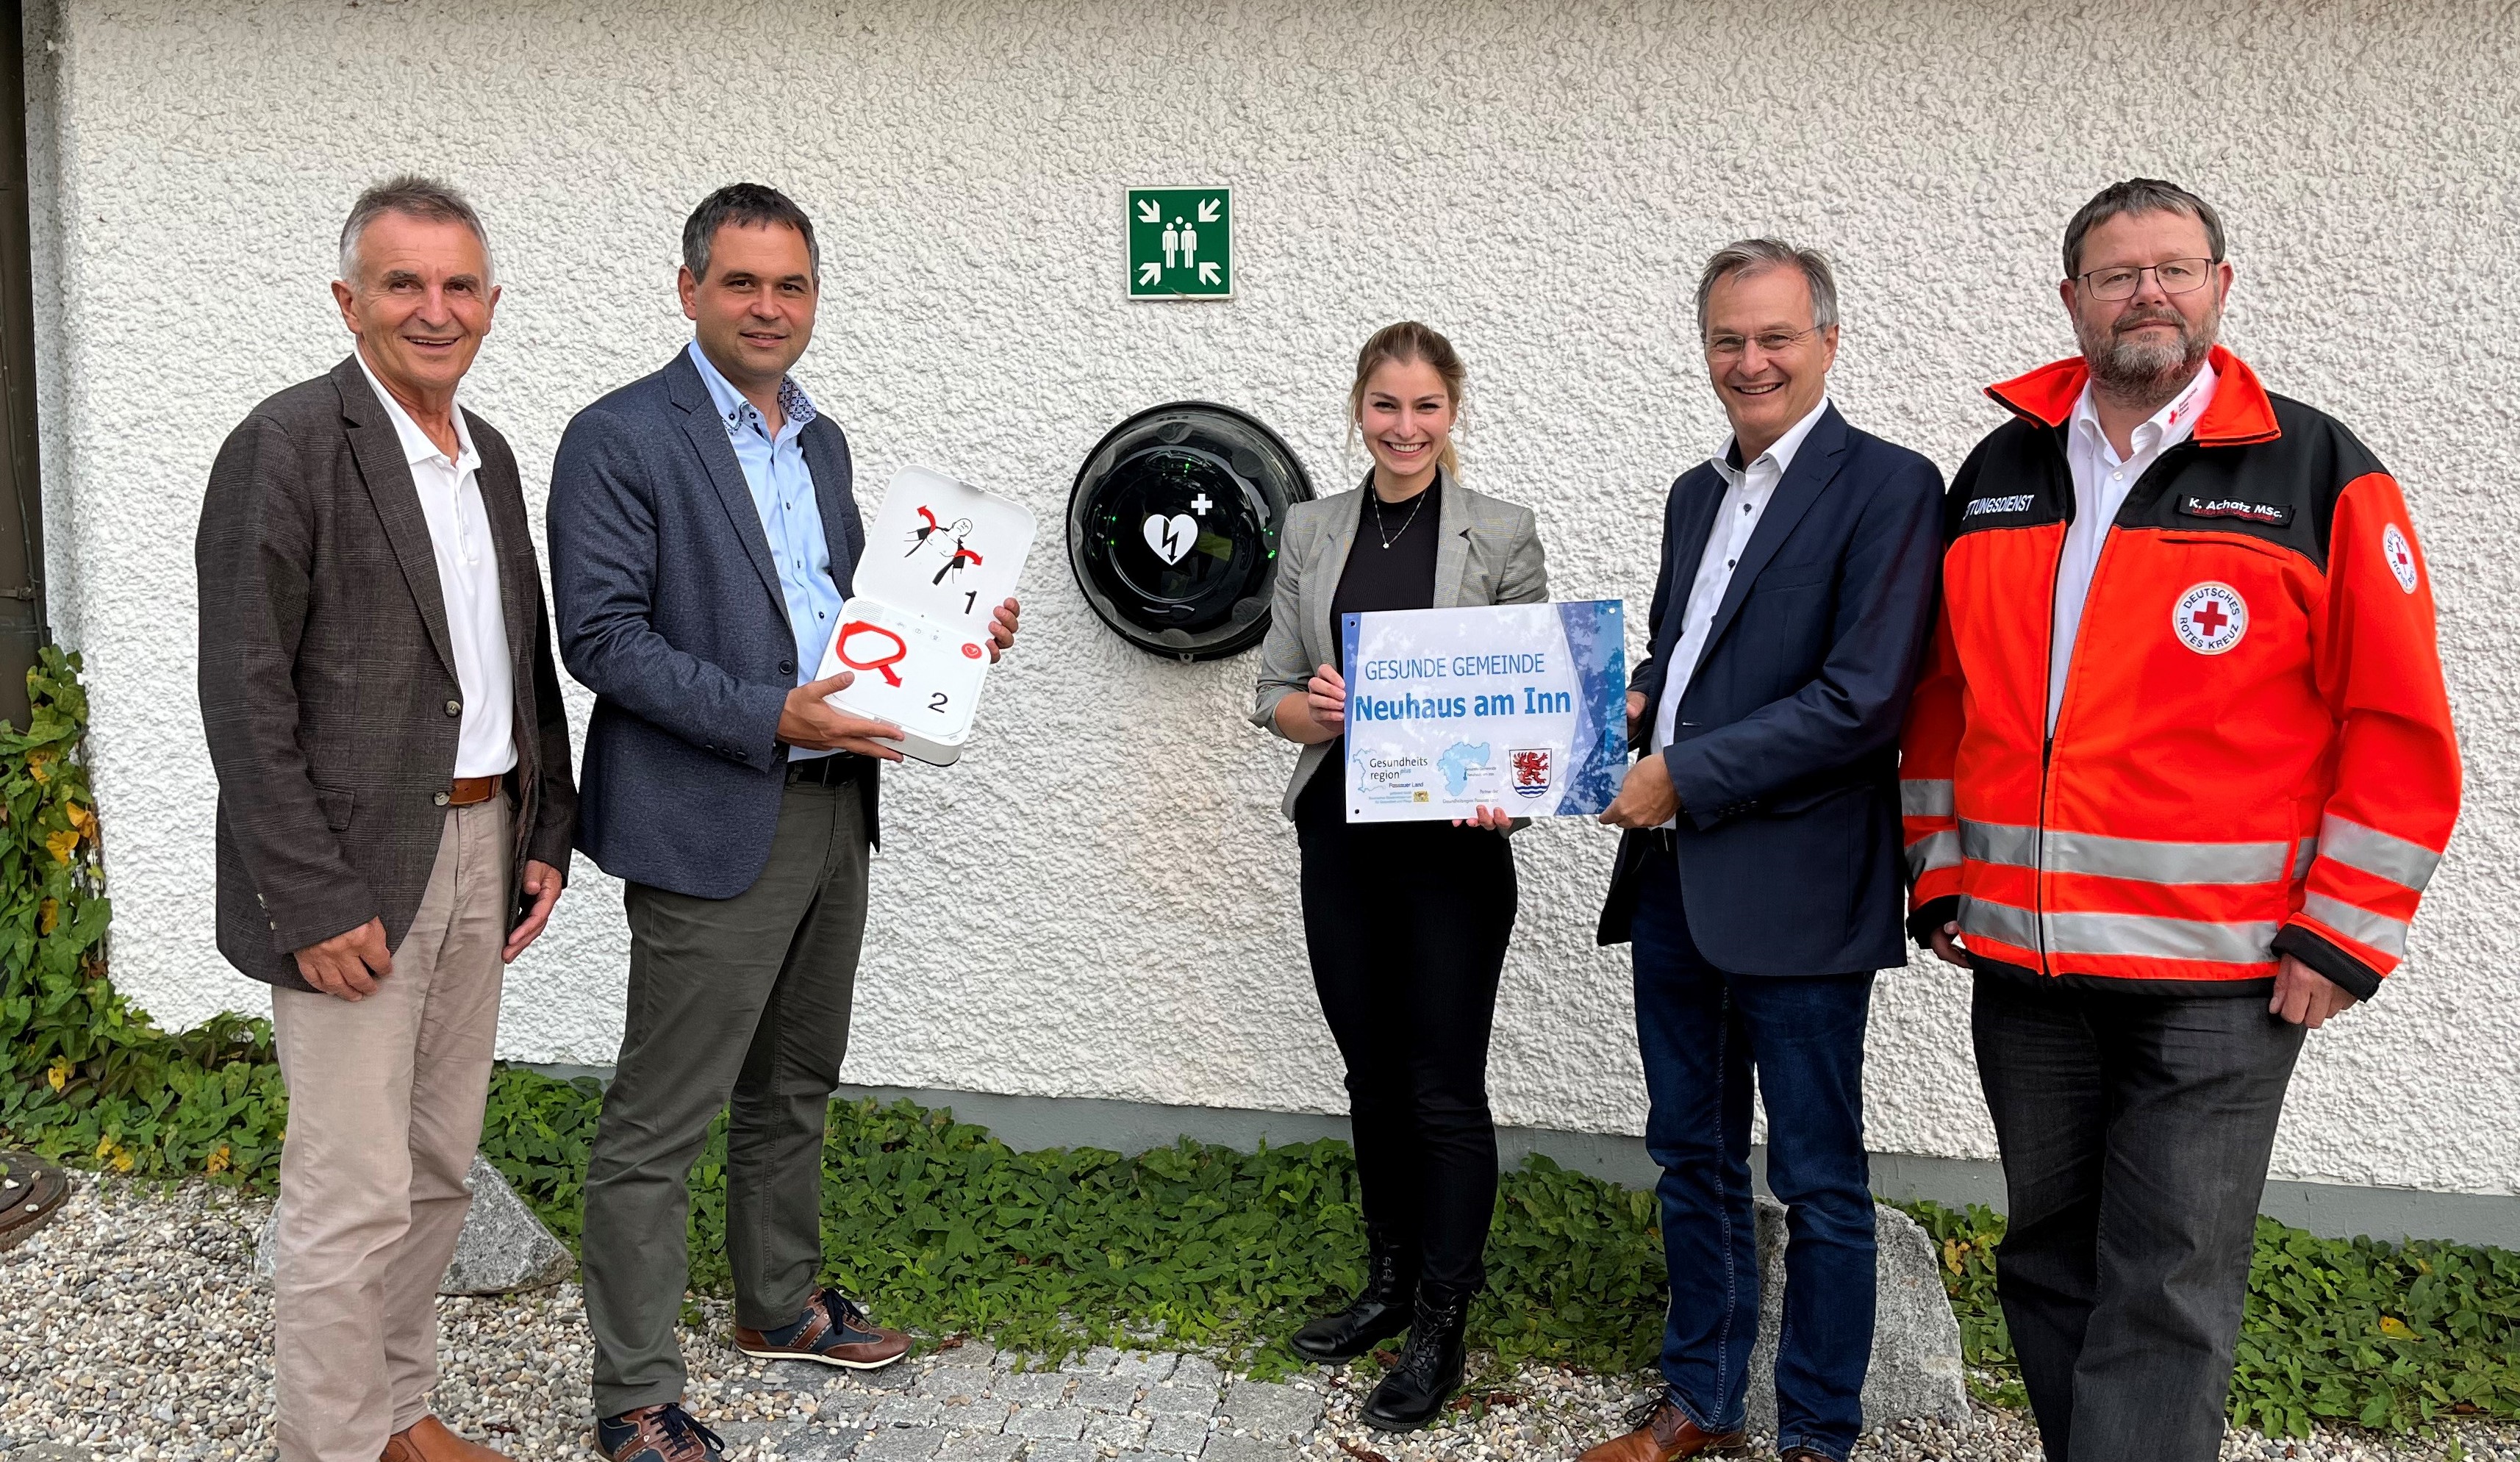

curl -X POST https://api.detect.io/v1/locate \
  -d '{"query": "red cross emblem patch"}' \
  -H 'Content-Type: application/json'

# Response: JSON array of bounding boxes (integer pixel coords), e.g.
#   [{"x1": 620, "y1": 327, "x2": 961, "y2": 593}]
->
[
  {"x1": 2173, "y1": 581, "x2": 2248, "y2": 655},
  {"x1": 2383, "y1": 523, "x2": 2419, "y2": 594}
]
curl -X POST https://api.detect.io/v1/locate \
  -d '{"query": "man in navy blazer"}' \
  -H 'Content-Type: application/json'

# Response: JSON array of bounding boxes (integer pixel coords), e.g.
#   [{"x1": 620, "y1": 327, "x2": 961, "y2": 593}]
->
[
  {"x1": 1582, "y1": 242, "x2": 1943, "y2": 1462},
  {"x1": 548, "y1": 184, "x2": 1017, "y2": 1462}
]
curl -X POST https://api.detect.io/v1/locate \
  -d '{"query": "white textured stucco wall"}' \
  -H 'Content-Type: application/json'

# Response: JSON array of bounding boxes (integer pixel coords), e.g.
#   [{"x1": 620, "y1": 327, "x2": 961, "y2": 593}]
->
[{"x1": 32, "y1": 0, "x2": 2519, "y2": 1194}]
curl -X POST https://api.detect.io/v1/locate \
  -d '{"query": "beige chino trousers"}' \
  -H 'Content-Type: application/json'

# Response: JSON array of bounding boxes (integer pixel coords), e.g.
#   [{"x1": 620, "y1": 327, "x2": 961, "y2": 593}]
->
[{"x1": 269, "y1": 798, "x2": 510, "y2": 1462}]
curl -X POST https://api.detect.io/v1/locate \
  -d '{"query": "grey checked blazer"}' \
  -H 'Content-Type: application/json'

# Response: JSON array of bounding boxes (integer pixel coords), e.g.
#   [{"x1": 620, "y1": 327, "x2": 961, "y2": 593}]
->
[
  {"x1": 196, "y1": 356, "x2": 579, "y2": 991},
  {"x1": 1248, "y1": 469, "x2": 1549, "y2": 818}
]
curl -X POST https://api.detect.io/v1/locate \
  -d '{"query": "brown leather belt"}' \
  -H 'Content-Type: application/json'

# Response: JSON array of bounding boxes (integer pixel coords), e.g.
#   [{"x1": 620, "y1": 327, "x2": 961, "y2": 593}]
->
[{"x1": 446, "y1": 776, "x2": 501, "y2": 807}]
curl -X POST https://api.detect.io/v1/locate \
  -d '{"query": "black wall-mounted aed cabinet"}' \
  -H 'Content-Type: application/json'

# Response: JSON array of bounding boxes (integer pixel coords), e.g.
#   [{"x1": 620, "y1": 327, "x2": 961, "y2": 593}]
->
[{"x1": 1066, "y1": 401, "x2": 1313, "y2": 662}]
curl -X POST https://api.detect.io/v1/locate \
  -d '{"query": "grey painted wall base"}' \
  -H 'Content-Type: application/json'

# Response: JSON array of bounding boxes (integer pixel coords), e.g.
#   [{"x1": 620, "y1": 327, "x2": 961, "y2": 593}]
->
[{"x1": 520, "y1": 1068, "x2": 2520, "y2": 1250}]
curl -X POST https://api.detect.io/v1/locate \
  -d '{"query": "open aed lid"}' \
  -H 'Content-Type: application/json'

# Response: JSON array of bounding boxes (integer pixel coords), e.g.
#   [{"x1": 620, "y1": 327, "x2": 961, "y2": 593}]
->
[{"x1": 817, "y1": 465, "x2": 1034, "y2": 767}]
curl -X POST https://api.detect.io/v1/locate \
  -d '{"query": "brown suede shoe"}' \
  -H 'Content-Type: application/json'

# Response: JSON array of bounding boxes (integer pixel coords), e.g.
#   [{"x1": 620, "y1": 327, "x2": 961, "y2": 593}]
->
[
  {"x1": 379, "y1": 1415, "x2": 512, "y2": 1462},
  {"x1": 731, "y1": 1286, "x2": 912, "y2": 1369},
  {"x1": 1574, "y1": 1400, "x2": 1748, "y2": 1462}
]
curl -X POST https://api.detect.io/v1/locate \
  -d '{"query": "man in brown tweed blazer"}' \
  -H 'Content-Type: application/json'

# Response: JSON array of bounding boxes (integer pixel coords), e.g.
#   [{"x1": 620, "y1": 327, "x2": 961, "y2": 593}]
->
[{"x1": 196, "y1": 177, "x2": 576, "y2": 1462}]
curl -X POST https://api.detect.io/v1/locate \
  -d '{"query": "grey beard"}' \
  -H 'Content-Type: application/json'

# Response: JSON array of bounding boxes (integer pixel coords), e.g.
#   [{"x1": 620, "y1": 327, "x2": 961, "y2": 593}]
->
[{"x1": 2080, "y1": 312, "x2": 2217, "y2": 414}]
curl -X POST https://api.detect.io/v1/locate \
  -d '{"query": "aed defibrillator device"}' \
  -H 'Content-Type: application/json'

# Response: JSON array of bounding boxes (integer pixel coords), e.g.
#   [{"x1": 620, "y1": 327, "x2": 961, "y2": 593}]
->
[{"x1": 817, "y1": 465, "x2": 1034, "y2": 767}]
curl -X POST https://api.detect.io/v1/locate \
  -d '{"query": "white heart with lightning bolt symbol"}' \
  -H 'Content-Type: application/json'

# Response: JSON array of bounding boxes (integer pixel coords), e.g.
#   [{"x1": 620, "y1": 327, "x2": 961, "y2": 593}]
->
[{"x1": 1142, "y1": 513, "x2": 1198, "y2": 565}]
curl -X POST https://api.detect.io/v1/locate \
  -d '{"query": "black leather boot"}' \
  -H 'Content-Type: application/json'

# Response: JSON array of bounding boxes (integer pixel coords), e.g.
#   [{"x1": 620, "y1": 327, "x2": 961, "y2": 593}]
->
[
  {"x1": 1289, "y1": 1230, "x2": 1418, "y2": 1363},
  {"x1": 1359, "y1": 1282, "x2": 1472, "y2": 1430}
]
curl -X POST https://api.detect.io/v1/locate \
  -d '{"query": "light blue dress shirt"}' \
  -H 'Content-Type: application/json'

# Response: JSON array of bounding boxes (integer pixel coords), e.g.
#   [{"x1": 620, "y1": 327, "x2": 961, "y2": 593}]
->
[{"x1": 686, "y1": 340, "x2": 847, "y2": 759}]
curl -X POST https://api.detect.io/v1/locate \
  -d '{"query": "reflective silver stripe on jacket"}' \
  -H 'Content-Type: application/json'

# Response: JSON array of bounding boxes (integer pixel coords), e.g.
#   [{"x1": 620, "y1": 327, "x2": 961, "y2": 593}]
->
[
  {"x1": 2294, "y1": 837, "x2": 2319, "y2": 878},
  {"x1": 1959, "y1": 819, "x2": 2039, "y2": 869},
  {"x1": 2044, "y1": 911, "x2": 2280, "y2": 964},
  {"x1": 2302, "y1": 892, "x2": 2410, "y2": 959},
  {"x1": 2038, "y1": 829, "x2": 2292, "y2": 886},
  {"x1": 1906, "y1": 830, "x2": 1961, "y2": 881},
  {"x1": 2318, "y1": 815, "x2": 2442, "y2": 894},
  {"x1": 1958, "y1": 894, "x2": 2038, "y2": 951},
  {"x1": 1960, "y1": 821, "x2": 2299, "y2": 886},
  {"x1": 1901, "y1": 779, "x2": 1954, "y2": 817},
  {"x1": 1960, "y1": 895, "x2": 2279, "y2": 965}
]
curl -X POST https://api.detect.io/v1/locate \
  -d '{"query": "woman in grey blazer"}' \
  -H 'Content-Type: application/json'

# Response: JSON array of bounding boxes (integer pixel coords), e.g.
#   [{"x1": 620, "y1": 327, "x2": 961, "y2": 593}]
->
[{"x1": 1248, "y1": 322, "x2": 1547, "y2": 1430}]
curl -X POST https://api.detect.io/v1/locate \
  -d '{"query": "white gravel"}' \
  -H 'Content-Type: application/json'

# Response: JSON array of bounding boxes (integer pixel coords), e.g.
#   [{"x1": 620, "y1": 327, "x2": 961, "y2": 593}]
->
[{"x1": 3, "y1": 1175, "x2": 2515, "y2": 1462}]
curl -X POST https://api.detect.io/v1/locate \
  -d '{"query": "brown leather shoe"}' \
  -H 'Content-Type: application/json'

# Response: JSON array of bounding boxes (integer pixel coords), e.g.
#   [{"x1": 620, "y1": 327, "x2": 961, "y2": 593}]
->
[
  {"x1": 379, "y1": 1415, "x2": 512, "y2": 1462},
  {"x1": 1574, "y1": 1400, "x2": 1747, "y2": 1462},
  {"x1": 731, "y1": 1286, "x2": 912, "y2": 1369},
  {"x1": 594, "y1": 1403, "x2": 723, "y2": 1462}
]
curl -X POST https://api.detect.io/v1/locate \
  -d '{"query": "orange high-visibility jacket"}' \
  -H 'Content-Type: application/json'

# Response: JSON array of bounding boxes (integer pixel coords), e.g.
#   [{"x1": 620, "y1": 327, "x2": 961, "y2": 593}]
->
[{"x1": 1900, "y1": 346, "x2": 2460, "y2": 997}]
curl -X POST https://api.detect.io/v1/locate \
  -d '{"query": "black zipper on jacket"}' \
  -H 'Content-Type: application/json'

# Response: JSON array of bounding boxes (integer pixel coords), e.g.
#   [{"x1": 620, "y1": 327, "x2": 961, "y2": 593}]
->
[
  {"x1": 2035, "y1": 429, "x2": 2072, "y2": 973},
  {"x1": 2036, "y1": 431, "x2": 2205, "y2": 976}
]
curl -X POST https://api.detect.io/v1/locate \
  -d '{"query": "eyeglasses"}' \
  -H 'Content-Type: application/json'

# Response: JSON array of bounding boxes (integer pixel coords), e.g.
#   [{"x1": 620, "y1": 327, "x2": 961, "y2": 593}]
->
[
  {"x1": 2074, "y1": 257, "x2": 2218, "y2": 301},
  {"x1": 1703, "y1": 325, "x2": 1828, "y2": 360}
]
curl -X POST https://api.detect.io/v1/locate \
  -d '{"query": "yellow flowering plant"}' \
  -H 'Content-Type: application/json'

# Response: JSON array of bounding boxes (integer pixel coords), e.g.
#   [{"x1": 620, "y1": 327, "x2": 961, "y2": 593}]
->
[{"x1": 0, "y1": 648, "x2": 286, "y2": 1183}]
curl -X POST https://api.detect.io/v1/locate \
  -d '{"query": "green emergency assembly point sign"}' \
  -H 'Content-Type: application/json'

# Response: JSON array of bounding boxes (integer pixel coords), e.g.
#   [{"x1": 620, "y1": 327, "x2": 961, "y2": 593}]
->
[{"x1": 1128, "y1": 187, "x2": 1231, "y2": 299}]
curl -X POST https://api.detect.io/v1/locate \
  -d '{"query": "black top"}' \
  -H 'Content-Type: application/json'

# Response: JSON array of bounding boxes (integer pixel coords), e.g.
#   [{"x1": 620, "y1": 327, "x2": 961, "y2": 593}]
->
[
  {"x1": 1328, "y1": 474, "x2": 1443, "y2": 670},
  {"x1": 1303, "y1": 475, "x2": 1442, "y2": 826}
]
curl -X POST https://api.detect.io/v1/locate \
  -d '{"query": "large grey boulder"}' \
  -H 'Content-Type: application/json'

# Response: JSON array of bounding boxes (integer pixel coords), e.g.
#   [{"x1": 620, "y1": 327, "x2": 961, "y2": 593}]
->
[
  {"x1": 253, "y1": 1153, "x2": 574, "y2": 1295},
  {"x1": 1742, "y1": 1197, "x2": 1970, "y2": 1431}
]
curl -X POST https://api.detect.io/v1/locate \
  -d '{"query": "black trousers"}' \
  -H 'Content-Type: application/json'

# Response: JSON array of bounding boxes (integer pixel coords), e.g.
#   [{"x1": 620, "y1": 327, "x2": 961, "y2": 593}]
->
[
  {"x1": 1972, "y1": 974, "x2": 2306, "y2": 1462},
  {"x1": 1295, "y1": 770, "x2": 1517, "y2": 1291}
]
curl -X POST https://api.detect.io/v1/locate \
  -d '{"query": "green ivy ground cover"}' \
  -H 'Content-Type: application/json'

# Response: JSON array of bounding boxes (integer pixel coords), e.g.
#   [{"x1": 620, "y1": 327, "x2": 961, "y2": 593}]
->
[
  {"x1": 6, "y1": 649, "x2": 2520, "y2": 1435},
  {"x1": 475, "y1": 1071, "x2": 1669, "y2": 1377}
]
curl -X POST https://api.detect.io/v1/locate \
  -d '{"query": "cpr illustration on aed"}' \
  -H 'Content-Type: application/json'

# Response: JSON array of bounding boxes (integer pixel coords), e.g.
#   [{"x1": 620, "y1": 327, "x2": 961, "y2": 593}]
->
[{"x1": 820, "y1": 465, "x2": 1035, "y2": 764}]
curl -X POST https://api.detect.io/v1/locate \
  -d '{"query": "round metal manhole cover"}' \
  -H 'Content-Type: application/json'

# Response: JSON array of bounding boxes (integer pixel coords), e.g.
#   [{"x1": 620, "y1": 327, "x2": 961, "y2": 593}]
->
[{"x1": 0, "y1": 1151, "x2": 70, "y2": 1253}]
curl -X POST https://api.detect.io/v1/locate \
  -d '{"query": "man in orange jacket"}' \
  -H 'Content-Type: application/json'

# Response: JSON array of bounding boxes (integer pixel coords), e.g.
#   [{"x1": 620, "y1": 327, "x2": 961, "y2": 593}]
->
[{"x1": 1901, "y1": 179, "x2": 2460, "y2": 1461}]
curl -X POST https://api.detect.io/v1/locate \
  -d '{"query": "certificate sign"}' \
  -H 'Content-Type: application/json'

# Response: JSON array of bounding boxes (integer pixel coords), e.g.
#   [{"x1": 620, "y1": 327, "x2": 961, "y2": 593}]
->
[{"x1": 1341, "y1": 601, "x2": 1627, "y2": 822}]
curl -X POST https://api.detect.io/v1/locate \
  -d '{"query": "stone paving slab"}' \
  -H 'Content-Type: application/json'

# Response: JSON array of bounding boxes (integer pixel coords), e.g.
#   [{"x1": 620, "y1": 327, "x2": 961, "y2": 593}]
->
[
  {"x1": 1005, "y1": 1406, "x2": 1088, "y2": 1441},
  {"x1": 1109, "y1": 1352, "x2": 1178, "y2": 1383},
  {"x1": 1199, "y1": 1435, "x2": 1297, "y2": 1462},
  {"x1": 776, "y1": 1427, "x2": 867, "y2": 1462},
  {"x1": 1059, "y1": 1346, "x2": 1124, "y2": 1375},
  {"x1": 1084, "y1": 1413, "x2": 1150, "y2": 1450},
  {"x1": 991, "y1": 1371, "x2": 1073, "y2": 1406},
  {"x1": 1024, "y1": 1441, "x2": 1098, "y2": 1462},
  {"x1": 1138, "y1": 1383, "x2": 1215, "y2": 1418},
  {"x1": 920, "y1": 1366, "x2": 998, "y2": 1402},
  {"x1": 1140, "y1": 1414, "x2": 1211, "y2": 1455},
  {"x1": 870, "y1": 1396, "x2": 948, "y2": 1429},
  {"x1": 854, "y1": 1425, "x2": 947, "y2": 1462},
  {"x1": 1073, "y1": 1375, "x2": 1143, "y2": 1412},
  {"x1": 837, "y1": 1361, "x2": 919, "y2": 1393},
  {"x1": 934, "y1": 1433, "x2": 1025, "y2": 1462},
  {"x1": 1219, "y1": 1380, "x2": 1320, "y2": 1442}
]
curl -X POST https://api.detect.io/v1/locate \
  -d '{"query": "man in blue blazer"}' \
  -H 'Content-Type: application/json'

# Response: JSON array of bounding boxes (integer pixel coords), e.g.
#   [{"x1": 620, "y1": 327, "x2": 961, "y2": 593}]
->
[
  {"x1": 1583, "y1": 242, "x2": 1944, "y2": 1462},
  {"x1": 548, "y1": 184, "x2": 1017, "y2": 1462}
]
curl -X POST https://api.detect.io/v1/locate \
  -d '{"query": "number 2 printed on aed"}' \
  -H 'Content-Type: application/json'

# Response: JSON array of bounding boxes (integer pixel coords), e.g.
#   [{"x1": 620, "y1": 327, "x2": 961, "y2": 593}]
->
[{"x1": 818, "y1": 465, "x2": 1035, "y2": 766}]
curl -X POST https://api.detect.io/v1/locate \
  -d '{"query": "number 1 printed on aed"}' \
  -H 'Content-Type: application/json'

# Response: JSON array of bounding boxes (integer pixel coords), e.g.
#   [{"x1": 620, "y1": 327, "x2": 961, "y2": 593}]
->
[{"x1": 818, "y1": 465, "x2": 1036, "y2": 766}]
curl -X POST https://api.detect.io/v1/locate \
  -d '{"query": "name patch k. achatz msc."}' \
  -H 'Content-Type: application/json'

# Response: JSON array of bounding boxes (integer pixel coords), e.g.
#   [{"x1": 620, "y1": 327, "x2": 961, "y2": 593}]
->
[{"x1": 2178, "y1": 495, "x2": 2294, "y2": 526}]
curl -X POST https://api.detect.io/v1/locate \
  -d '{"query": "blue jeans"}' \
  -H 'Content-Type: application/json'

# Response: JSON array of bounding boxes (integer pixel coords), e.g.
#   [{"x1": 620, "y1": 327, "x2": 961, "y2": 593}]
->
[{"x1": 1631, "y1": 850, "x2": 1875, "y2": 1461}]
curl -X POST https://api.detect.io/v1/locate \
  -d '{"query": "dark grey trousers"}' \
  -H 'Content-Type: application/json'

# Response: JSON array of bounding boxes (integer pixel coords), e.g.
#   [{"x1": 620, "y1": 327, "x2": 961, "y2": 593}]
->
[
  {"x1": 583, "y1": 781, "x2": 870, "y2": 1418},
  {"x1": 1972, "y1": 975, "x2": 2306, "y2": 1462}
]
